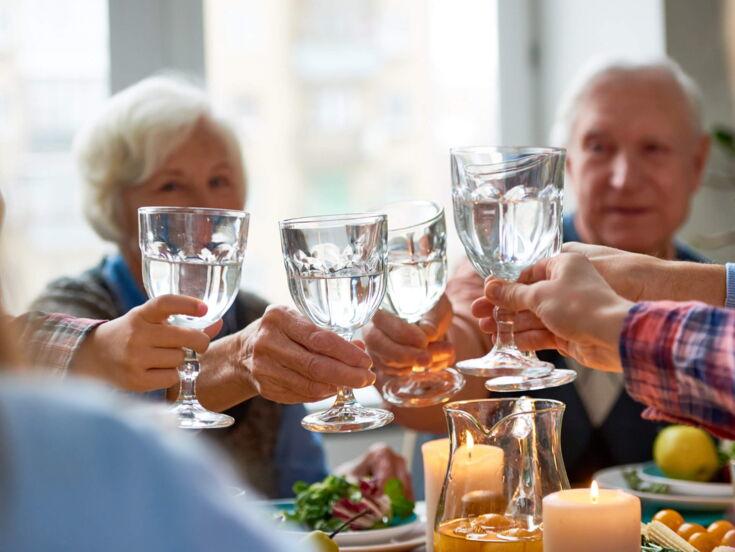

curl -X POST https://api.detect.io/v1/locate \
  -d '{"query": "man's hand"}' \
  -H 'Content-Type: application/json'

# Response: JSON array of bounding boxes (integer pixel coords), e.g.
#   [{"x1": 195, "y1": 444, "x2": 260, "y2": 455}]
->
[
  {"x1": 72, "y1": 295, "x2": 221, "y2": 391},
  {"x1": 336, "y1": 443, "x2": 414, "y2": 500},
  {"x1": 563, "y1": 242, "x2": 726, "y2": 305},
  {"x1": 233, "y1": 305, "x2": 375, "y2": 404},
  {"x1": 472, "y1": 253, "x2": 633, "y2": 372},
  {"x1": 364, "y1": 295, "x2": 456, "y2": 379}
]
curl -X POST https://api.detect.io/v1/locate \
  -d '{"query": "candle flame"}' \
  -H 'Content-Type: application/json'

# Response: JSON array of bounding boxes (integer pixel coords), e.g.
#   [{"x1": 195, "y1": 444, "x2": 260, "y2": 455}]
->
[
  {"x1": 590, "y1": 480, "x2": 599, "y2": 503},
  {"x1": 465, "y1": 431, "x2": 474, "y2": 449}
]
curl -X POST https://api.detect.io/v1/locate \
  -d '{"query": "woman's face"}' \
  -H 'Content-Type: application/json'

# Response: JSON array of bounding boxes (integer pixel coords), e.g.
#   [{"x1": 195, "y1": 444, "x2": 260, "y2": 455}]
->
[{"x1": 118, "y1": 121, "x2": 245, "y2": 255}]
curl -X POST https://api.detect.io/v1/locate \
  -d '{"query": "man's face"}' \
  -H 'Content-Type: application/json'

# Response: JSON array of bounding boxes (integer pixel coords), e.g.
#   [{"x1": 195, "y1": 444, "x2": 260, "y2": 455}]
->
[{"x1": 567, "y1": 71, "x2": 710, "y2": 255}]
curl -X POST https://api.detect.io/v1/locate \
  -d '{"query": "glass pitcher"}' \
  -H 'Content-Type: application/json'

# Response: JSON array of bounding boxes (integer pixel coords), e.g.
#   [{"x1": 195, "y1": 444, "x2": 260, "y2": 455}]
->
[{"x1": 433, "y1": 398, "x2": 569, "y2": 552}]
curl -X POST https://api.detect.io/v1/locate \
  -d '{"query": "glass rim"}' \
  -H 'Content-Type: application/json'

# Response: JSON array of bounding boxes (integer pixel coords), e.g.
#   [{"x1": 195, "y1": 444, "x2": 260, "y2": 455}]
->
[
  {"x1": 442, "y1": 397, "x2": 566, "y2": 415},
  {"x1": 138, "y1": 206, "x2": 250, "y2": 219},
  {"x1": 279, "y1": 212, "x2": 386, "y2": 229},
  {"x1": 450, "y1": 145, "x2": 566, "y2": 156},
  {"x1": 377, "y1": 200, "x2": 444, "y2": 232}
]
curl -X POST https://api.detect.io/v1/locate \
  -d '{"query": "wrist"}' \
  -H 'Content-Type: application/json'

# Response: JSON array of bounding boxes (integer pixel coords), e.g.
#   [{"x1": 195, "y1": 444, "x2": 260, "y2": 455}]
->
[
  {"x1": 591, "y1": 297, "x2": 633, "y2": 349},
  {"x1": 669, "y1": 262, "x2": 726, "y2": 305}
]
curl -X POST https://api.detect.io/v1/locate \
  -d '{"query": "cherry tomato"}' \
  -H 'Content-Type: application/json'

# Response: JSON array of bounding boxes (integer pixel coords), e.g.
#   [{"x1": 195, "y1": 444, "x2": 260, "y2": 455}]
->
[
  {"x1": 653, "y1": 509, "x2": 685, "y2": 531},
  {"x1": 708, "y1": 520, "x2": 735, "y2": 542},
  {"x1": 721, "y1": 529, "x2": 735, "y2": 546},
  {"x1": 678, "y1": 523, "x2": 706, "y2": 541},
  {"x1": 688, "y1": 531, "x2": 716, "y2": 552}
]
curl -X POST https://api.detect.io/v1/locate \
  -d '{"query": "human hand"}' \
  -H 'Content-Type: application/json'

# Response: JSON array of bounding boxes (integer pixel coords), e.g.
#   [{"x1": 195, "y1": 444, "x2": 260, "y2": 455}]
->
[
  {"x1": 336, "y1": 442, "x2": 414, "y2": 500},
  {"x1": 364, "y1": 295, "x2": 456, "y2": 378},
  {"x1": 471, "y1": 253, "x2": 633, "y2": 372},
  {"x1": 72, "y1": 295, "x2": 221, "y2": 392},
  {"x1": 234, "y1": 305, "x2": 375, "y2": 404}
]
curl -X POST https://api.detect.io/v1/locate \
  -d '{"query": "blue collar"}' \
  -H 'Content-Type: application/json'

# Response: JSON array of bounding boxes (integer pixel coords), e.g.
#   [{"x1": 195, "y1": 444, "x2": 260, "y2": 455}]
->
[{"x1": 101, "y1": 255, "x2": 148, "y2": 312}]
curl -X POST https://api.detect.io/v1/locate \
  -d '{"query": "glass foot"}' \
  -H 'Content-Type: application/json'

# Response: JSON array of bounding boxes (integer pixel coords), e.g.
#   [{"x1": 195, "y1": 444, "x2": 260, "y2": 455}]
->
[
  {"x1": 456, "y1": 348, "x2": 553, "y2": 378},
  {"x1": 301, "y1": 404, "x2": 394, "y2": 433},
  {"x1": 170, "y1": 400, "x2": 235, "y2": 429},
  {"x1": 484, "y1": 368, "x2": 577, "y2": 392},
  {"x1": 382, "y1": 368, "x2": 465, "y2": 407}
]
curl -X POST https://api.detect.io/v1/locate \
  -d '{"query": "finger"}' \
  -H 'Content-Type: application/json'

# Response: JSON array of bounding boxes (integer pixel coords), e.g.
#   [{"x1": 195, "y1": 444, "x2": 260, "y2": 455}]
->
[
  {"x1": 484, "y1": 279, "x2": 539, "y2": 313},
  {"x1": 270, "y1": 307, "x2": 372, "y2": 368},
  {"x1": 144, "y1": 325, "x2": 211, "y2": 354},
  {"x1": 204, "y1": 319, "x2": 224, "y2": 339},
  {"x1": 138, "y1": 295, "x2": 207, "y2": 323},
  {"x1": 352, "y1": 339, "x2": 366, "y2": 351},
  {"x1": 471, "y1": 297, "x2": 494, "y2": 318},
  {"x1": 266, "y1": 337, "x2": 375, "y2": 388},
  {"x1": 372, "y1": 310, "x2": 428, "y2": 348},
  {"x1": 512, "y1": 329, "x2": 559, "y2": 352},
  {"x1": 140, "y1": 368, "x2": 180, "y2": 390},
  {"x1": 364, "y1": 327, "x2": 432, "y2": 367},
  {"x1": 257, "y1": 360, "x2": 341, "y2": 402},
  {"x1": 417, "y1": 295, "x2": 452, "y2": 341},
  {"x1": 146, "y1": 348, "x2": 187, "y2": 368},
  {"x1": 426, "y1": 341, "x2": 455, "y2": 364}
]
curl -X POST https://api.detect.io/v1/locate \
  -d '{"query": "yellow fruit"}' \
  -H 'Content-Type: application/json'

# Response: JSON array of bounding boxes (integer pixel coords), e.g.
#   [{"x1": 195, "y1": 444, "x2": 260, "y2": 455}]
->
[
  {"x1": 688, "y1": 531, "x2": 716, "y2": 552},
  {"x1": 652, "y1": 509, "x2": 685, "y2": 531},
  {"x1": 708, "y1": 520, "x2": 735, "y2": 542},
  {"x1": 654, "y1": 425, "x2": 720, "y2": 482},
  {"x1": 299, "y1": 531, "x2": 339, "y2": 552},
  {"x1": 678, "y1": 523, "x2": 707, "y2": 540},
  {"x1": 721, "y1": 529, "x2": 735, "y2": 546}
]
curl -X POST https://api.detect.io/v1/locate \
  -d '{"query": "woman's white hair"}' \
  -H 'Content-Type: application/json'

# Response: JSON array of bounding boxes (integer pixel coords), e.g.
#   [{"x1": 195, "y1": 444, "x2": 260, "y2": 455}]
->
[
  {"x1": 550, "y1": 56, "x2": 705, "y2": 146},
  {"x1": 75, "y1": 75, "x2": 244, "y2": 243}
]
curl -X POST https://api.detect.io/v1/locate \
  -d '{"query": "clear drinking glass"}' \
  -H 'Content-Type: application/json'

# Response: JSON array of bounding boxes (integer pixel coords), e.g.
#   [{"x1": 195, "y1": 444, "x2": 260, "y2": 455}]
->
[
  {"x1": 280, "y1": 213, "x2": 395, "y2": 433},
  {"x1": 379, "y1": 200, "x2": 465, "y2": 407},
  {"x1": 139, "y1": 206, "x2": 249, "y2": 429},
  {"x1": 451, "y1": 146, "x2": 576, "y2": 392}
]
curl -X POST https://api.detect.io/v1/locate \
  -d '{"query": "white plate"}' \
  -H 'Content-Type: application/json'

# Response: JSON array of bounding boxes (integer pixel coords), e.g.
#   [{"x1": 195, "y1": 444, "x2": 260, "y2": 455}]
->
[
  {"x1": 340, "y1": 531, "x2": 425, "y2": 552},
  {"x1": 332, "y1": 519, "x2": 422, "y2": 546},
  {"x1": 637, "y1": 462, "x2": 732, "y2": 497},
  {"x1": 594, "y1": 464, "x2": 734, "y2": 511}
]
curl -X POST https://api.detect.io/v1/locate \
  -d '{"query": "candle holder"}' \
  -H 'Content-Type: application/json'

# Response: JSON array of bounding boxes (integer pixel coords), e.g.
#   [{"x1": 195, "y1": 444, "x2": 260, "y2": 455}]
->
[{"x1": 433, "y1": 398, "x2": 570, "y2": 551}]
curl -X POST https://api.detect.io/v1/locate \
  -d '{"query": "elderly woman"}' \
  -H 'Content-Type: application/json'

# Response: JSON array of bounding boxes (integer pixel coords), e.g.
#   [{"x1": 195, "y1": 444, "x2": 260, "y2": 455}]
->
[{"x1": 32, "y1": 76, "x2": 410, "y2": 498}]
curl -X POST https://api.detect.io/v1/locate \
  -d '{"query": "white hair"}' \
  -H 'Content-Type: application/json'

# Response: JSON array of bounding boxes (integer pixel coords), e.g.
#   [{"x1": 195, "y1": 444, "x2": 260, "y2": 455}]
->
[
  {"x1": 550, "y1": 57, "x2": 705, "y2": 146},
  {"x1": 75, "y1": 75, "x2": 245, "y2": 243}
]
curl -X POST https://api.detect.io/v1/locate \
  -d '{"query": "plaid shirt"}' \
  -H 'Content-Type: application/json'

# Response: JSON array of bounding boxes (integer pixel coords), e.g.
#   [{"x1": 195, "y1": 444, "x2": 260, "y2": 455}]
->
[
  {"x1": 10, "y1": 312, "x2": 104, "y2": 374},
  {"x1": 621, "y1": 301, "x2": 735, "y2": 439}
]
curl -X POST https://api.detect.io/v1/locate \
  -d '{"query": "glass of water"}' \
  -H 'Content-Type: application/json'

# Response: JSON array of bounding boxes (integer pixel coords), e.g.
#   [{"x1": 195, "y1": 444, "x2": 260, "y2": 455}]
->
[
  {"x1": 451, "y1": 146, "x2": 576, "y2": 392},
  {"x1": 139, "y1": 206, "x2": 249, "y2": 429},
  {"x1": 280, "y1": 213, "x2": 394, "y2": 433},
  {"x1": 379, "y1": 200, "x2": 465, "y2": 407}
]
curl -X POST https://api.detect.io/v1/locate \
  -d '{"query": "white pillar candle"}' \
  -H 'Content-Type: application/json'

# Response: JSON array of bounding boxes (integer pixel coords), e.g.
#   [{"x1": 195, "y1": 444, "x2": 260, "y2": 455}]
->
[
  {"x1": 542, "y1": 482, "x2": 641, "y2": 552},
  {"x1": 421, "y1": 438, "x2": 450, "y2": 550}
]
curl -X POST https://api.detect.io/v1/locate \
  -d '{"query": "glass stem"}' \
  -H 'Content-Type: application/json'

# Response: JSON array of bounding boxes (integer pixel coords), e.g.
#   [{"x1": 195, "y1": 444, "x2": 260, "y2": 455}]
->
[
  {"x1": 333, "y1": 330, "x2": 357, "y2": 408},
  {"x1": 494, "y1": 305, "x2": 518, "y2": 351},
  {"x1": 177, "y1": 348, "x2": 200, "y2": 405}
]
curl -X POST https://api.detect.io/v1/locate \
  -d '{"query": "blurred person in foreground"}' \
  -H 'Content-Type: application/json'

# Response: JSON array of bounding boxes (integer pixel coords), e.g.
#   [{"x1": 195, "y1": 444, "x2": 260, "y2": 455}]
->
[
  {"x1": 0, "y1": 192, "x2": 304, "y2": 552},
  {"x1": 365, "y1": 58, "x2": 712, "y2": 483},
  {"x1": 472, "y1": 243, "x2": 735, "y2": 439},
  {"x1": 30, "y1": 76, "x2": 409, "y2": 498}
]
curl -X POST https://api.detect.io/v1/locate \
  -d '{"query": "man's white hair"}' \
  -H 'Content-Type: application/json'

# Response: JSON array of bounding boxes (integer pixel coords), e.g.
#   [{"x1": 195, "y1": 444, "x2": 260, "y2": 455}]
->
[
  {"x1": 75, "y1": 75, "x2": 245, "y2": 243},
  {"x1": 550, "y1": 57, "x2": 705, "y2": 146}
]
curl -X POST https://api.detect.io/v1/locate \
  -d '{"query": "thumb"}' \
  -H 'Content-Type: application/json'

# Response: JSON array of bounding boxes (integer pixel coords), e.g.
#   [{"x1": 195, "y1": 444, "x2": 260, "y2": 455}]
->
[{"x1": 484, "y1": 279, "x2": 536, "y2": 313}]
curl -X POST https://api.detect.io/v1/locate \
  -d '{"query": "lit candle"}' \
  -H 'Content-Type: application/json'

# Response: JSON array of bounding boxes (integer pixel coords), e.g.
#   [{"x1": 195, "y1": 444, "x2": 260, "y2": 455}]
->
[
  {"x1": 542, "y1": 481, "x2": 641, "y2": 552},
  {"x1": 422, "y1": 435, "x2": 505, "y2": 549}
]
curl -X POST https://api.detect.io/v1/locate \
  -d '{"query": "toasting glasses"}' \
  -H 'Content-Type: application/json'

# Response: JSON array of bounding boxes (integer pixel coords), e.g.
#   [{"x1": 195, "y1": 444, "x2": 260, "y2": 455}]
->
[
  {"x1": 139, "y1": 206, "x2": 249, "y2": 429},
  {"x1": 451, "y1": 146, "x2": 576, "y2": 391},
  {"x1": 280, "y1": 213, "x2": 394, "y2": 433},
  {"x1": 379, "y1": 200, "x2": 465, "y2": 407}
]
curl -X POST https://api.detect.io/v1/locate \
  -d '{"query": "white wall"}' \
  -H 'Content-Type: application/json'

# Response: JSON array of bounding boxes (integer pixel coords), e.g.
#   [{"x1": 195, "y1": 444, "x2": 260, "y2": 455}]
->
[{"x1": 534, "y1": 0, "x2": 666, "y2": 144}]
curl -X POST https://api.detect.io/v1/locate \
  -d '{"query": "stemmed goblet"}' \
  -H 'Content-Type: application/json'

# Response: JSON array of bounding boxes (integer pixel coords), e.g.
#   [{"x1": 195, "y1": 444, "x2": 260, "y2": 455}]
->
[
  {"x1": 139, "y1": 206, "x2": 249, "y2": 429},
  {"x1": 280, "y1": 213, "x2": 394, "y2": 433},
  {"x1": 379, "y1": 200, "x2": 465, "y2": 407},
  {"x1": 451, "y1": 146, "x2": 576, "y2": 391}
]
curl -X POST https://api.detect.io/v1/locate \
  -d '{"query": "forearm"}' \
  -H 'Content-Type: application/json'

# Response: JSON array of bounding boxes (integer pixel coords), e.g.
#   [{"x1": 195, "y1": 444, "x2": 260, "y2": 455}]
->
[
  {"x1": 658, "y1": 262, "x2": 726, "y2": 306},
  {"x1": 183, "y1": 332, "x2": 259, "y2": 412},
  {"x1": 621, "y1": 301, "x2": 735, "y2": 439}
]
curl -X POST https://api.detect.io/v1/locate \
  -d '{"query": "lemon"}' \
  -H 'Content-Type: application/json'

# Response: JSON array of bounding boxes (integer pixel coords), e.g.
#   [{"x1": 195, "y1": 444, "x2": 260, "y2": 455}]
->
[
  {"x1": 654, "y1": 425, "x2": 719, "y2": 482},
  {"x1": 299, "y1": 530, "x2": 339, "y2": 552}
]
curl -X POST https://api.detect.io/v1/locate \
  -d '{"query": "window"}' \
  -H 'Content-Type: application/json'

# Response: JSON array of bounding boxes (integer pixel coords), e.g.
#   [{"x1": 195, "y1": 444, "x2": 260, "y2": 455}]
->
[
  {"x1": 205, "y1": 0, "x2": 498, "y2": 304},
  {"x1": 0, "y1": 0, "x2": 110, "y2": 313}
]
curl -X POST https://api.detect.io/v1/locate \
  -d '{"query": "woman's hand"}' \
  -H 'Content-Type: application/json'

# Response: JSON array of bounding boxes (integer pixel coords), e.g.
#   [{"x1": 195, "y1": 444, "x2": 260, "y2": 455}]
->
[
  {"x1": 233, "y1": 305, "x2": 375, "y2": 404},
  {"x1": 72, "y1": 295, "x2": 221, "y2": 392}
]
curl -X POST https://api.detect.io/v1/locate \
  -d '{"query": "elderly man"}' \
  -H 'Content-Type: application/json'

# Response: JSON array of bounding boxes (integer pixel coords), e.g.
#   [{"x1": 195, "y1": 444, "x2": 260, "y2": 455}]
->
[{"x1": 365, "y1": 58, "x2": 712, "y2": 483}]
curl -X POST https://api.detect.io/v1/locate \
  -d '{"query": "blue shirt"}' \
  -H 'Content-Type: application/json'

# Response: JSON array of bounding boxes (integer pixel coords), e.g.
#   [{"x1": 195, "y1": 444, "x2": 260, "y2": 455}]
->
[
  {"x1": 0, "y1": 377, "x2": 300, "y2": 552},
  {"x1": 101, "y1": 254, "x2": 328, "y2": 497}
]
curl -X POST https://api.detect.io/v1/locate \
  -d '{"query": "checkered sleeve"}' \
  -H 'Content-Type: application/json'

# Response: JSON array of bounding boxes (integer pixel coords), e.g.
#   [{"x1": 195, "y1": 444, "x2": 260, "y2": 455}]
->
[
  {"x1": 13, "y1": 312, "x2": 105, "y2": 374},
  {"x1": 620, "y1": 301, "x2": 735, "y2": 439}
]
